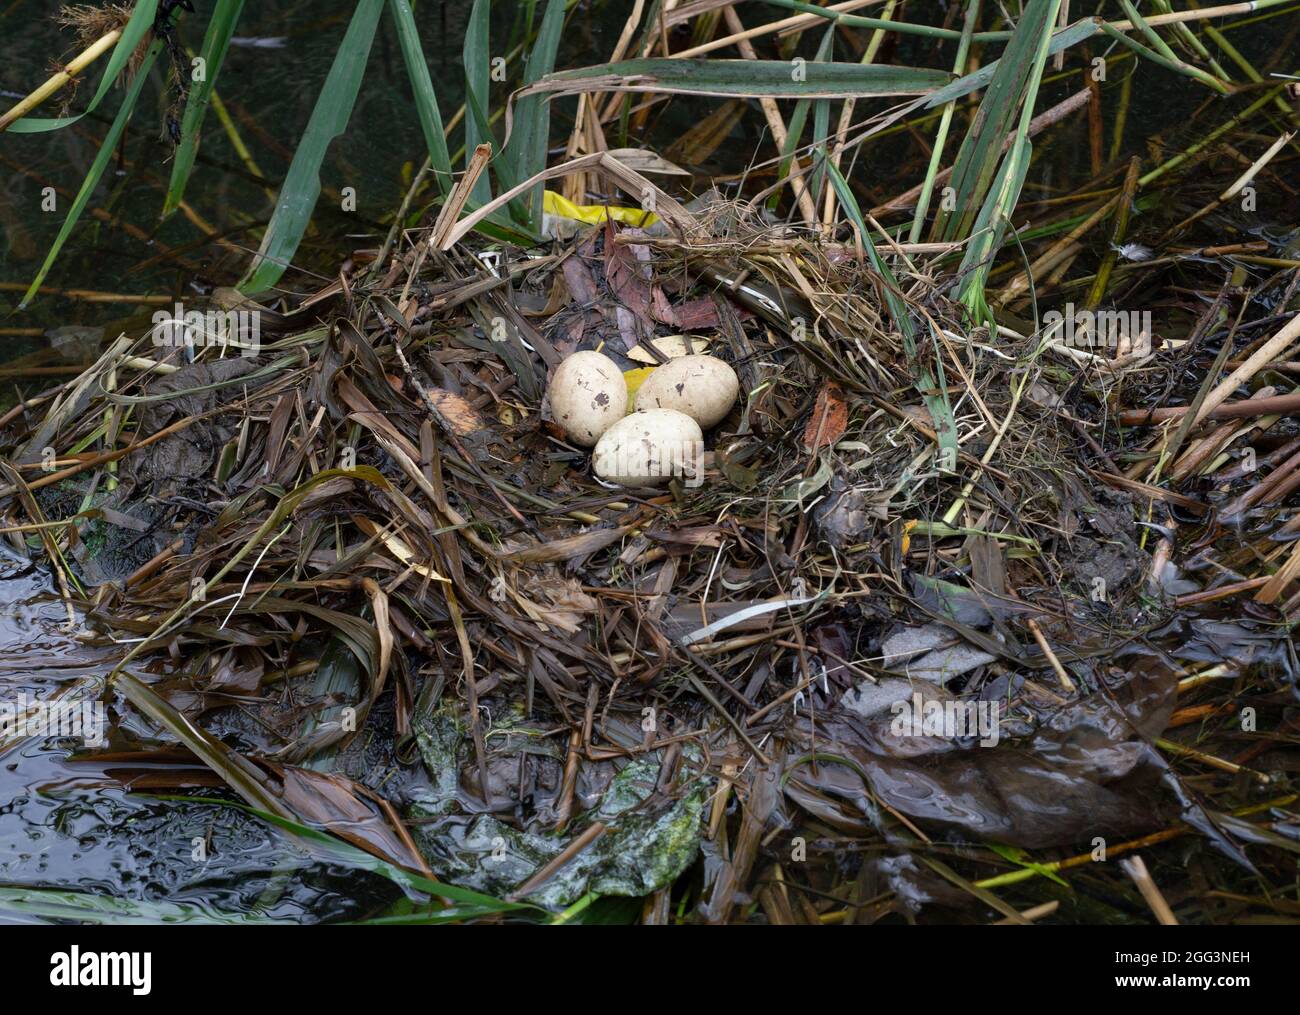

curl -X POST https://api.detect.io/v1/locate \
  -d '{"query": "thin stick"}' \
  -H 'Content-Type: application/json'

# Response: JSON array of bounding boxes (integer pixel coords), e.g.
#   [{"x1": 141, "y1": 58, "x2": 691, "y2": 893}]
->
[
  {"x1": 1027, "y1": 618, "x2": 1077, "y2": 693},
  {"x1": 668, "y1": 0, "x2": 881, "y2": 60},
  {"x1": 975, "y1": 794, "x2": 1298, "y2": 889},
  {"x1": 1120, "y1": 390, "x2": 1300, "y2": 424},
  {"x1": 1155, "y1": 736, "x2": 1270, "y2": 782},
  {"x1": 0, "y1": 282, "x2": 172, "y2": 304},
  {"x1": 429, "y1": 143, "x2": 494, "y2": 252},
  {"x1": 507, "y1": 821, "x2": 607, "y2": 901},
  {"x1": 1119, "y1": 855, "x2": 1180, "y2": 925},
  {"x1": 0, "y1": 410, "x2": 210, "y2": 499}
]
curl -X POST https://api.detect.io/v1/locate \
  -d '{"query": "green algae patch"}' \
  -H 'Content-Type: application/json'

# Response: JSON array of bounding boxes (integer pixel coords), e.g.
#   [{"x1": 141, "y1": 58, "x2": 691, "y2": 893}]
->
[{"x1": 410, "y1": 709, "x2": 710, "y2": 910}]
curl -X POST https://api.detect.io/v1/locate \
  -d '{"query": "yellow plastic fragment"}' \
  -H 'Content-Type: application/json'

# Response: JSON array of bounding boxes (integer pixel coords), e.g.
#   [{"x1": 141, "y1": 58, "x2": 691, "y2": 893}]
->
[{"x1": 542, "y1": 190, "x2": 659, "y2": 233}]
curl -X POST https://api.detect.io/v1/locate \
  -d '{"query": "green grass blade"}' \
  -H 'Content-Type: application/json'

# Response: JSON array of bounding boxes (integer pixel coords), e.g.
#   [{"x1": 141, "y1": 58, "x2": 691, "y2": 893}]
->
[
  {"x1": 239, "y1": 0, "x2": 385, "y2": 294},
  {"x1": 388, "y1": 0, "x2": 454, "y2": 197},
  {"x1": 526, "y1": 58, "x2": 951, "y2": 99},
  {"x1": 463, "y1": 0, "x2": 495, "y2": 208},
  {"x1": 1150, "y1": 0, "x2": 1233, "y2": 81},
  {"x1": 767, "y1": 25, "x2": 833, "y2": 213},
  {"x1": 948, "y1": 3, "x2": 1060, "y2": 323},
  {"x1": 770, "y1": 96, "x2": 811, "y2": 212},
  {"x1": 986, "y1": 845, "x2": 1070, "y2": 887},
  {"x1": 6, "y1": 0, "x2": 160, "y2": 133},
  {"x1": 957, "y1": 137, "x2": 1032, "y2": 322},
  {"x1": 933, "y1": 0, "x2": 1061, "y2": 243},
  {"x1": 919, "y1": 0, "x2": 1250, "y2": 112},
  {"x1": 502, "y1": 0, "x2": 567, "y2": 225},
  {"x1": 923, "y1": 18, "x2": 1097, "y2": 109},
  {"x1": 910, "y1": 0, "x2": 982, "y2": 242},
  {"x1": 809, "y1": 27, "x2": 835, "y2": 207},
  {"x1": 162, "y1": 0, "x2": 247, "y2": 218},
  {"x1": 19, "y1": 42, "x2": 162, "y2": 308},
  {"x1": 1101, "y1": 11, "x2": 1229, "y2": 94}
]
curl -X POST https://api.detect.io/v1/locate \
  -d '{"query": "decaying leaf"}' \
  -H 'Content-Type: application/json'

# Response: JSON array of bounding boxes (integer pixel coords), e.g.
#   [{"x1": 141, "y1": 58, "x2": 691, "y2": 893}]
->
[{"x1": 802, "y1": 381, "x2": 849, "y2": 451}]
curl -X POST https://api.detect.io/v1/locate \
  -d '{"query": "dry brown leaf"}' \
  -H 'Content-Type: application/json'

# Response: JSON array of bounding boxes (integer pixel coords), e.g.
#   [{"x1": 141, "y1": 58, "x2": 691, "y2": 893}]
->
[
  {"x1": 803, "y1": 382, "x2": 849, "y2": 451},
  {"x1": 504, "y1": 524, "x2": 634, "y2": 564},
  {"x1": 514, "y1": 574, "x2": 599, "y2": 634}
]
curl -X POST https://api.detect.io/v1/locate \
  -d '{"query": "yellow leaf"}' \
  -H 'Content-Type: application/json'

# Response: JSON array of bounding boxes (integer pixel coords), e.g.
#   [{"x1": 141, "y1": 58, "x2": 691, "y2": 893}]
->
[{"x1": 622, "y1": 367, "x2": 657, "y2": 409}]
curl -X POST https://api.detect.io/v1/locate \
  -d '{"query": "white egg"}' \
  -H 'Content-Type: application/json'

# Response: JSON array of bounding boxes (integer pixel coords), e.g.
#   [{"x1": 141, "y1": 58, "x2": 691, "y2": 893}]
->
[
  {"x1": 548, "y1": 351, "x2": 628, "y2": 446},
  {"x1": 593, "y1": 409, "x2": 704, "y2": 487},
  {"x1": 633, "y1": 354, "x2": 739, "y2": 429}
]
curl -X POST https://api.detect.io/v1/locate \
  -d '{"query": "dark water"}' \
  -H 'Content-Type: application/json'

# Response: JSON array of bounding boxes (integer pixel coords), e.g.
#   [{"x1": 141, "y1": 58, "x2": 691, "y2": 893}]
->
[
  {"x1": 0, "y1": 0, "x2": 627, "y2": 363},
  {"x1": 2, "y1": 0, "x2": 1284, "y2": 369}
]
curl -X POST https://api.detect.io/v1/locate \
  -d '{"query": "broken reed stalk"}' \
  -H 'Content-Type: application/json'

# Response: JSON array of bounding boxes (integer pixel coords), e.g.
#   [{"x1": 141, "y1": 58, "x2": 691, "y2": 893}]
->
[
  {"x1": 1159, "y1": 130, "x2": 1295, "y2": 243},
  {"x1": 1119, "y1": 854, "x2": 1181, "y2": 925},
  {"x1": 721, "y1": 4, "x2": 819, "y2": 228},
  {"x1": 0, "y1": 410, "x2": 215, "y2": 499},
  {"x1": 1026, "y1": 618, "x2": 1077, "y2": 693},
  {"x1": 0, "y1": 282, "x2": 173, "y2": 304},
  {"x1": 0, "y1": 29, "x2": 122, "y2": 132},
  {"x1": 1192, "y1": 311, "x2": 1300, "y2": 425},
  {"x1": 822, "y1": 0, "x2": 899, "y2": 230},
  {"x1": 667, "y1": 0, "x2": 882, "y2": 60},
  {"x1": 1119, "y1": 390, "x2": 1300, "y2": 424}
]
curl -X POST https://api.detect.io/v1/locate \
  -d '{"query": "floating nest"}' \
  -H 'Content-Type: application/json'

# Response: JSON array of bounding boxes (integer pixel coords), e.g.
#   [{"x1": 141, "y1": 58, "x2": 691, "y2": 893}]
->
[{"x1": 1, "y1": 185, "x2": 1296, "y2": 920}]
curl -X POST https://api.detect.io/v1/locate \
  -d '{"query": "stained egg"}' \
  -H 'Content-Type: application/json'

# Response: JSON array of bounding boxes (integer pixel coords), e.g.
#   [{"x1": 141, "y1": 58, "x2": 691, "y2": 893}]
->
[
  {"x1": 592, "y1": 409, "x2": 703, "y2": 487},
  {"x1": 633, "y1": 354, "x2": 738, "y2": 429},
  {"x1": 547, "y1": 351, "x2": 628, "y2": 446}
]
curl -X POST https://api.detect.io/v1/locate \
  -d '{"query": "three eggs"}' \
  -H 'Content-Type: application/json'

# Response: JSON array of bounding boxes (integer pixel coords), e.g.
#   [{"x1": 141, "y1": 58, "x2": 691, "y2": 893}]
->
[{"x1": 548, "y1": 350, "x2": 739, "y2": 486}]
